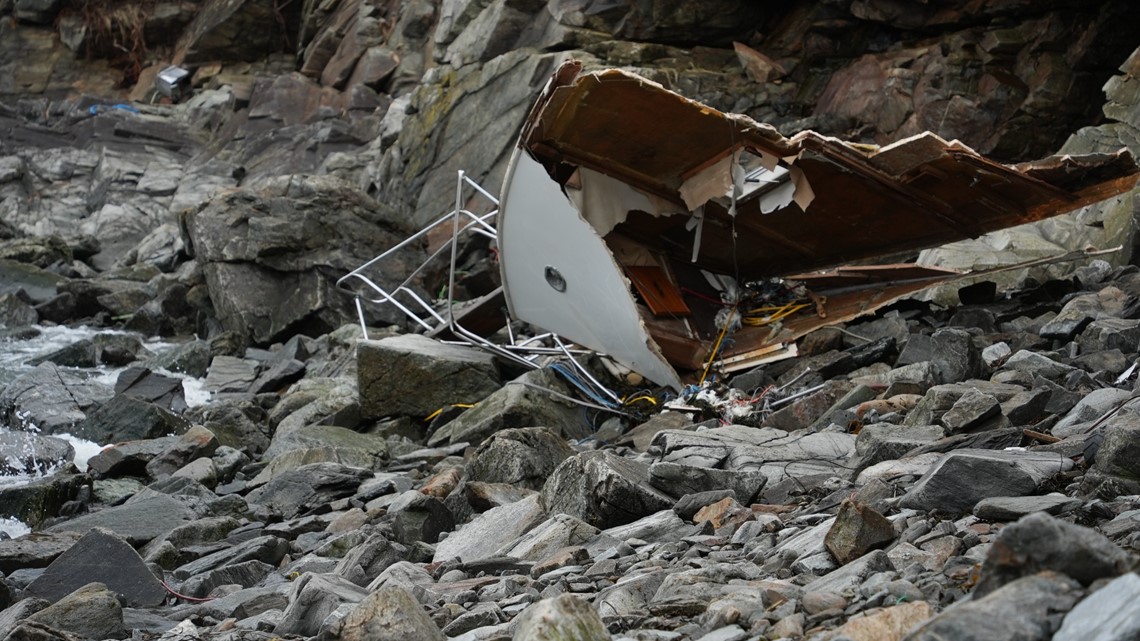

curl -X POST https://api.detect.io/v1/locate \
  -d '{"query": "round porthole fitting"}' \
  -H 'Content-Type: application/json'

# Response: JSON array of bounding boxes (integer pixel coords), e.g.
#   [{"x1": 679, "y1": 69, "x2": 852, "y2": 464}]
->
[{"x1": 544, "y1": 265, "x2": 567, "y2": 292}]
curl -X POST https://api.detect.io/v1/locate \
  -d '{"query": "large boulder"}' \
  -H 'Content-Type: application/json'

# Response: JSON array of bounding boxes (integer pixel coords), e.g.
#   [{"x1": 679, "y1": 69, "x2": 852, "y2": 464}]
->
[
  {"x1": 973, "y1": 512, "x2": 1131, "y2": 597},
  {"x1": 465, "y1": 427, "x2": 574, "y2": 490},
  {"x1": 1084, "y1": 408, "x2": 1140, "y2": 495},
  {"x1": 386, "y1": 490, "x2": 454, "y2": 545},
  {"x1": 646, "y1": 461, "x2": 767, "y2": 503},
  {"x1": 0, "y1": 292, "x2": 37, "y2": 326},
  {"x1": 182, "y1": 175, "x2": 422, "y2": 346},
  {"x1": 333, "y1": 586, "x2": 445, "y2": 641},
  {"x1": 899, "y1": 449, "x2": 1074, "y2": 514},
  {"x1": 0, "y1": 475, "x2": 91, "y2": 529},
  {"x1": 70, "y1": 394, "x2": 191, "y2": 445},
  {"x1": 27, "y1": 528, "x2": 165, "y2": 607},
  {"x1": 253, "y1": 388, "x2": 389, "y2": 486},
  {"x1": 427, "y1": 368, "x2": 589, "y2": 447},
  {"x1": 333, "y1": 534, "x2": 407, "y2": 587},
  {"x1": 511, "y1": 594, "x2": 609, "y2": 641},
  {"x1": 27, "y1": 582, "x2": 127, "y2": 640},
  {"x1": 540, "y1": 451, "x2": 675, "y2": 529},
  {"x1": 357, "y1": 334, "x2": 501, "y2": 420},
  {"x1": 273, "y1": 572, "x2": 369, "y2": 638}
]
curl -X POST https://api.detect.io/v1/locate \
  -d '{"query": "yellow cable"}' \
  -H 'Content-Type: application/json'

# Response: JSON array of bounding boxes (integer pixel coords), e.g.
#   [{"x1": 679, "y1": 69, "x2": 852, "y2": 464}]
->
[
  {"x1": 700, "y1": 306, "x2": 736, "y2": 385},
  {"x1": 424, "y1": 403, "x2": 476, "y2": 421},
  {"x1": 742, "y1": 301, "x2": 809, "y2": 326}
]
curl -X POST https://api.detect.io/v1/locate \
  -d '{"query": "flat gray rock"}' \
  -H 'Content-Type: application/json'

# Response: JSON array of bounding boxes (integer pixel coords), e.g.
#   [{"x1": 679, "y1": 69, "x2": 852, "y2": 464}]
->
[
  {"x1": 899, "y1": 449, "x2": 1073, "y2": 514},
  {"x1": 245, "y1": 462, "x2": 372, "y2": 518},
  {"x1": 172, "y1": 535, "x2": 289, "y2": 581},
  {"x1": 203, "y1": 355, "x2": 259, "y2": 393},
  {"x1": 803, "y1": 550, "x2": 895, "y2": 594},
  {"x1": 0, "y1": 362, "x2": 113, "y2": 433},
  {"x1": 1055, "y1": 573, "x2": 1140, "y2": 641},
  {"x1": 28, "y1": 528, "x2": 165, "y2": 607},
  {"x1": 45, "y1": 494, "x2": 197, "y2": 546},
  {"x1": 1052, "y1": 388, "x2": 1135, "y2": 438},
  {"x1": 177, "y1": 559, "x2": 275, "y2": 599},
  {"x1": 648, "y1": 461, "x2": 767, "y2": 503},
  {"x1": 87, "y1": 436, "x2": 180, "y2": 478},
  {"x1": 434, "y1": 494, "x2": 546, "y2": 563},
  {"x1": 0, "y1": 531, "x2": 85, "y2": 575},
  {"x1": 603, "y1": 510, "x2": 701, "y2": 544},
  {"x1": 655, "y1": 426, "x2": 856, "y2": 483},
  {"x1": 972, "y1": 493, "x2": 1082, "y2": 521},
  {"x1": 497, "y1": 514, "x2": 599, "y2": 562}
]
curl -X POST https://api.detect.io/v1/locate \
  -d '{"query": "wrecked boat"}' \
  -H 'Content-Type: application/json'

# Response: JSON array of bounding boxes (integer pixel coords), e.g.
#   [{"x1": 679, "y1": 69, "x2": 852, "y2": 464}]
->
[{"x1": 495, "y1": 61, "x2": 1140, "y2": 390}]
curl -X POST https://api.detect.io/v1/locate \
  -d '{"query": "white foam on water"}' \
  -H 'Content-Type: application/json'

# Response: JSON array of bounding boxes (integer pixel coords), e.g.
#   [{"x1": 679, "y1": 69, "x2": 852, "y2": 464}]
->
[
  {"x1": 1, "y1": 325, "x2": 209, "y2": 488},
  {"x1": 1, "y1": 324, "x2": 102, "y2": 384},
  {"x1": 0, "y1": 516, "x2": 30, "y2": 539},
  {"x1": 181, "y1": 375, "x2": 213, "y2": 408},
  {"x1": 54, "y1": 433, "x2": 107, "y2": 473}
]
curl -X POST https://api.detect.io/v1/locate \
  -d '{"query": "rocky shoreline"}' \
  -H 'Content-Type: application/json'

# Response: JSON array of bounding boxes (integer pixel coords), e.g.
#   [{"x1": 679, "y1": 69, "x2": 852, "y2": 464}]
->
[
  {"x1": 3, "y1": 243, "x2": 1140, "y2": 640},
  {"x1": 3, "y1": 1, "x2": 1140, "y2": 640}
]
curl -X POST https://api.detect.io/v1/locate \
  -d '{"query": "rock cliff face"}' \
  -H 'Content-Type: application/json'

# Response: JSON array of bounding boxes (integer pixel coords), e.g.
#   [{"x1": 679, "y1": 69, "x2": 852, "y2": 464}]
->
[
  {"x1": 4, "y1": 1, "x2": 1140, "y2": 219},
  {"x1": 2, "y1": 0, "x2": 1140, "y2": 343}
]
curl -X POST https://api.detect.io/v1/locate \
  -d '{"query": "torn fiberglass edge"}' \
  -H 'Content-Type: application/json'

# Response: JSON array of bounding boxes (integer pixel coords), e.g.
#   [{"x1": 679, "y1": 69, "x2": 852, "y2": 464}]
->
[{"x1": 495, "y1": 60, "x2": 1140, "y2": 391}]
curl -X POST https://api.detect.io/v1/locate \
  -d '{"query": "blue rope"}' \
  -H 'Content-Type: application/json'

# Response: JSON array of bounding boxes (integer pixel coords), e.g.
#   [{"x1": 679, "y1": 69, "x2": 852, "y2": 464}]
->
[{"x1": 549, "y1": 362, "x2": 620, "y2": 409}]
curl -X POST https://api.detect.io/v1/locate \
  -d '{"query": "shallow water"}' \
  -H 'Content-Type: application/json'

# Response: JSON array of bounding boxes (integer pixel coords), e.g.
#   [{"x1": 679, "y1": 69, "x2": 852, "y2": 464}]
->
[{"x1": 0, "y1": 324, "x2": 212, "y2": 536}]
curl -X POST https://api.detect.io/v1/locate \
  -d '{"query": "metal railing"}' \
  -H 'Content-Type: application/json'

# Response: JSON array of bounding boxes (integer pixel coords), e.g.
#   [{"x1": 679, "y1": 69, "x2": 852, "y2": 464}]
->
[
  {"x1": 336, "y1": 171, "x2": 498, "y2": 334},
  {"x1": 336, "y1": 171, "x2": 615, "y2": 400}
]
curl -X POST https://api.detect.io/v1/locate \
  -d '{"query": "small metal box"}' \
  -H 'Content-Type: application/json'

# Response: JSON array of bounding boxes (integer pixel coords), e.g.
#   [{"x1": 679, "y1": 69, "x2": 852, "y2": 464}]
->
[{"x1": 155, "y1": 65, "x2": 191, "y2": 101}]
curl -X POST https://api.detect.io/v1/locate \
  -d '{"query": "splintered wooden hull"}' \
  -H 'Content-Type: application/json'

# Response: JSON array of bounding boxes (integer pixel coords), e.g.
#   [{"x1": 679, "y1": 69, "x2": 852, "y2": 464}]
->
[{"x1": 497, "y1": 61, "x2": 1140, "y2": 389}]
